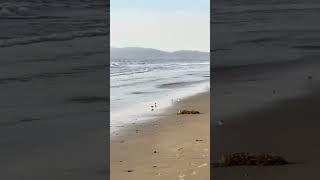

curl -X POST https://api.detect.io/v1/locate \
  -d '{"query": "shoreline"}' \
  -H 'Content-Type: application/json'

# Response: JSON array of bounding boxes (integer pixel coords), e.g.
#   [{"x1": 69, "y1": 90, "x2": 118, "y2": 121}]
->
[
  {"x1": 110, "y1": 81, "x2": 210, "y2": 136},
  {"x1": 110, "y1": 91, "x2": 210, "y2": 180}
]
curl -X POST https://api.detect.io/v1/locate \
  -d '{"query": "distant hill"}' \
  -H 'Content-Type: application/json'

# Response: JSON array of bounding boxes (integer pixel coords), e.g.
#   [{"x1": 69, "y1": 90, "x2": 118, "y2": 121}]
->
[{"x1": 111, "y1": 47, "x2": 209, "y2": 60}]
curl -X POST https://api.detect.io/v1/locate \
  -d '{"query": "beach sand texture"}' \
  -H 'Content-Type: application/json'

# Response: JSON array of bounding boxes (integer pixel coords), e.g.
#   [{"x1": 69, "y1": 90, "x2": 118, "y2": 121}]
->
[
  {"x1": 111, "y1": 92, "x2": 210, "y2": 180},
  {"x1": 0, "y1": 1, "x2": 109, "y2": 179},
  {"x1": 212, "y1": 0, "x2": 320, "y2": 178},
  {"x1": 212, "y1": 61, "x2": 320, "y2": 179}
]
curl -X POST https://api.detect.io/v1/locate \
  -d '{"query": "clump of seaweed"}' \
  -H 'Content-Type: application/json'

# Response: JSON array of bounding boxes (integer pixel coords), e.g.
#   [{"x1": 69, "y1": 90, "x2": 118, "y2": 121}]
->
[
  {"x1": 177, "y1": 110, "x2": 200, "y2": 115},
  {"x1": 216, "y1": 152, "x2": 289, "y2": 167}
]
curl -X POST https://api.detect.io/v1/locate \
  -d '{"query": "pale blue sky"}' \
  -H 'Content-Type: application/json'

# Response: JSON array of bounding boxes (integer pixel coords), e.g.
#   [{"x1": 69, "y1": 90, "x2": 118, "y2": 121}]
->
[
  {"x1": 111, "y1": 0, "x2": 210, "y2": 52},
  {"x1": 112, "y1": 0, "x2": 208, "y2": 11}
]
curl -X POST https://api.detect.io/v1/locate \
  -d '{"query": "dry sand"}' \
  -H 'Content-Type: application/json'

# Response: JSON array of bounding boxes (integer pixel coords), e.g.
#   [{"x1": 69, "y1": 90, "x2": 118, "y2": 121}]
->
[{"x1": 110, "y1": 91, "x2": 210, "y2": 180}]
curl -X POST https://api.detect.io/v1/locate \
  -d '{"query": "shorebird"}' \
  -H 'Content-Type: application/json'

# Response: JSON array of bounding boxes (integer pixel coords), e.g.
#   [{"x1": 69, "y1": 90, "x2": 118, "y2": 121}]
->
[
  {"x1": 151, "y1": 105, "x2": 154, "y2": 111},
  {"x1": 154, "y1": 102, "x2": 157, "y2": 107}
]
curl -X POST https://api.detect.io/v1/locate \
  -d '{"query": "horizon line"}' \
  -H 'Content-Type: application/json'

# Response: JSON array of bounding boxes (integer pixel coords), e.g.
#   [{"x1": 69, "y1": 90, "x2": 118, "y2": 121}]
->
[{"x1": 110, "y1": 46, "x2": 210, "y2": 53}]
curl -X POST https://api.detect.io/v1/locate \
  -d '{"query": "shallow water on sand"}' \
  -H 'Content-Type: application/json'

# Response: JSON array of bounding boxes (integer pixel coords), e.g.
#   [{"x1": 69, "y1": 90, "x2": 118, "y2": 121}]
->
[{"x1": 110, "y1": 58, "x2": 209, "y2": 134}]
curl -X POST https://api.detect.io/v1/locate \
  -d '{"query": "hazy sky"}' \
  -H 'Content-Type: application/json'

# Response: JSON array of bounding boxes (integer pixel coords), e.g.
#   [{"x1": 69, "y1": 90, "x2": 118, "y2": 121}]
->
[{"x1": 111, "y1": 0, "x2": 210, "y2": 52}]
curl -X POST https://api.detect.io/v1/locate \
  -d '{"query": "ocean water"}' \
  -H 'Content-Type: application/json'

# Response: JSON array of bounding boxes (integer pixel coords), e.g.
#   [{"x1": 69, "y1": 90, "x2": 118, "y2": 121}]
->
[
  {"x1": 110, "y1": 58, "x2": 210, "y2": 134},
  {"x1": 0, "y1": 0, "x2": 108, "y2": 47}
]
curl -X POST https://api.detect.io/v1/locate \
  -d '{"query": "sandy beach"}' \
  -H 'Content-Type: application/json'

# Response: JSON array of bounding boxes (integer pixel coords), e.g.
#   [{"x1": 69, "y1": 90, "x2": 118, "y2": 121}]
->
[
  {"x1": 111, "y1": 91, "x2": 210, "y2": 180},
  {"x1": 212, "y1": 0, "x2": 320, "y2": 178},
  {"x1": 0, "y1": 1, "x2": 109, "y2": 179},
  {"x1": 212, "y1": 59, "x2": 320, "y2": 179},
  {"x1": 0, "y1": 36, "x2": 108, "y2": 180}
]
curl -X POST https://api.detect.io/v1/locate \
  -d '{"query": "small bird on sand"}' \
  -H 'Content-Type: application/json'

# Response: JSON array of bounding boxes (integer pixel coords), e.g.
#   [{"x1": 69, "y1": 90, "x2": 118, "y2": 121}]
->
[{"x1": 154, "y1": 102, "x2": 157, "y2": 107}]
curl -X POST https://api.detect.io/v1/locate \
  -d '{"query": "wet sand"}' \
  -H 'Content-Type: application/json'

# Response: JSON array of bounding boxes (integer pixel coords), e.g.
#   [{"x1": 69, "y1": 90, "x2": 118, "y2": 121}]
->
[
  {"x1": 213, "y1": 92, "x2": 320, "y2": 179},
  {"x1": 212, "y1": 0, "x2": 320, "y2": 178},
  {"x1": 0, "y1": 36, "x2": 108, "y2": 180},
  {"x1": 212, "y1": 59, "x2": 320, "y2": 179},
  {"x1": 110, "y1": 91, "x2": 210, "y2": 180}
]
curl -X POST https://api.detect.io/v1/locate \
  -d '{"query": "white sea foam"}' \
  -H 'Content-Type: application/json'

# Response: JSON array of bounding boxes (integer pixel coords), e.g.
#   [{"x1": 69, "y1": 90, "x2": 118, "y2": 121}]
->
[{"x1": 110, "y1": 58, "x2": 210, "y2": 135}]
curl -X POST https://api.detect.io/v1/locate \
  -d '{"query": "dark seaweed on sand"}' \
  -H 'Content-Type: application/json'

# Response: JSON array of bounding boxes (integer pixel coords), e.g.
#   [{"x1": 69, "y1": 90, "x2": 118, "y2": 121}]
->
[{"x1": 214, "y1": 153, "x2": 290, "y2": 167}]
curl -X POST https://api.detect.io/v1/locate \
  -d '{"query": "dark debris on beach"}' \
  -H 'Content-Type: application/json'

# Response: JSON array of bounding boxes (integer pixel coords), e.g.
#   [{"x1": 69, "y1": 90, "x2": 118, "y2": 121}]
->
[
  {"x1": 177, "y1": 110, "x2": 200, "y2": 115},
  {"x1": 215, "y1": 152, "x2": 289, "y2": 167}
]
